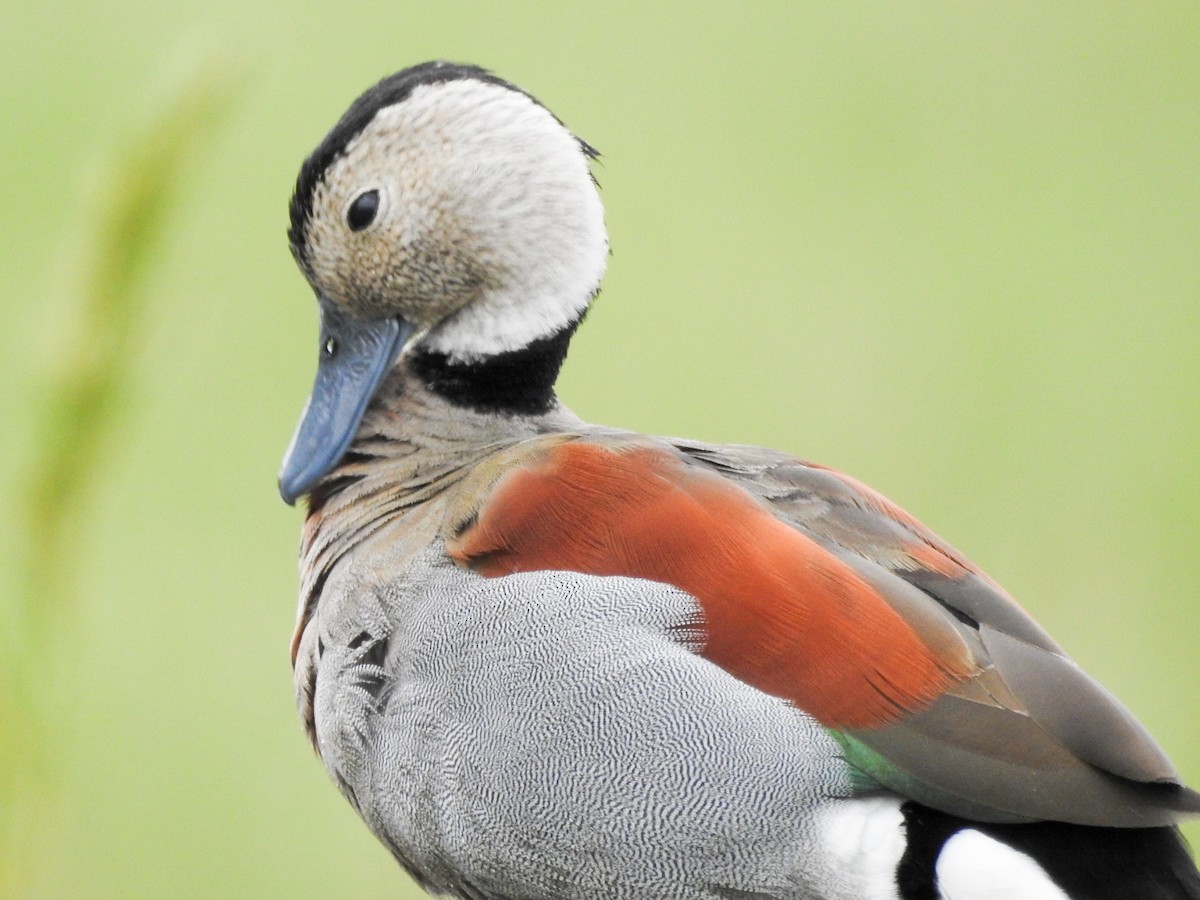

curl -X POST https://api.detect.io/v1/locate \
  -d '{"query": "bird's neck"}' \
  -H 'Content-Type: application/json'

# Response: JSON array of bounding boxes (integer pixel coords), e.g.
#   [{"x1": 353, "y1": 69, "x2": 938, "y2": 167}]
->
[
  {"x1": 408, "y1": 316, "x2": 581, "y2": 416},
  {"x1": 303, "y1": 359, "x2": 585, "y2": 530},
  {"x1": 295, "y1": 365, "x2": 585, "y2": 660}
]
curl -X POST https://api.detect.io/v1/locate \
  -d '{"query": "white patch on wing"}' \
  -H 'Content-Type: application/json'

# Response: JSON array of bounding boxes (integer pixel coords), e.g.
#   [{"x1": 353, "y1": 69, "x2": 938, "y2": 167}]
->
[
  {"x1": 937, "y1": 830, "x2": 1070, "y2": 900},
  {"x1": 819, "y1": 796, "x2": 906, "y2": 899}
]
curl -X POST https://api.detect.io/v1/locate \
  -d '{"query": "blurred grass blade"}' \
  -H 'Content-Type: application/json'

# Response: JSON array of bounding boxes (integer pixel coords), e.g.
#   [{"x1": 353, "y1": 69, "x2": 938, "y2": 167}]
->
[
  {"x1": 24, "y1": 65, "x2": 239, "y2": 611},
  {"x1": 4, "y1": 58, "x2": 240, "y2": 896}
]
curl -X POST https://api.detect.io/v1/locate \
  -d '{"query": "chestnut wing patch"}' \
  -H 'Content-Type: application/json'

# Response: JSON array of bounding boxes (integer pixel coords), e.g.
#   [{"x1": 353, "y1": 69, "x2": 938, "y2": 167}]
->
[{"x1": 446, "y1": 439, "x2": 976, "y2": 730}]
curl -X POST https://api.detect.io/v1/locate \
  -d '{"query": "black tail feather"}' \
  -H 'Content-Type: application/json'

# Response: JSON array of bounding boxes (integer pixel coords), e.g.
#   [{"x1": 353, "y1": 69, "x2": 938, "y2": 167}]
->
[{"x1": 899, "y1": 802, "x2": 1200, "y2": 900}]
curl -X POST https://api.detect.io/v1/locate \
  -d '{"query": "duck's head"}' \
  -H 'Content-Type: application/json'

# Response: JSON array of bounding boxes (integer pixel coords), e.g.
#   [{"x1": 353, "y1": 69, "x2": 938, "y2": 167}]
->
[{"x1": 279, "y1": 62, "x2": 607, "y2": 503}]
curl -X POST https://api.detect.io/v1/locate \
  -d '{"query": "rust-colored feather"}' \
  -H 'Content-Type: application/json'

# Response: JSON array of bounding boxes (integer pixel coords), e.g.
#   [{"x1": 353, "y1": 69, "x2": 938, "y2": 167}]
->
[{"x1": 446, "y1": 439, "x2": 976, "y2": 729}]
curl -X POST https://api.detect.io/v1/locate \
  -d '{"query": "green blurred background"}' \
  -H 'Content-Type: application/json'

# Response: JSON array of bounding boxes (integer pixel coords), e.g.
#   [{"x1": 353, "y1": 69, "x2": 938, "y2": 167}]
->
[{"x1": 4, "y1": 2, "x2": 1199, "y2": 896}]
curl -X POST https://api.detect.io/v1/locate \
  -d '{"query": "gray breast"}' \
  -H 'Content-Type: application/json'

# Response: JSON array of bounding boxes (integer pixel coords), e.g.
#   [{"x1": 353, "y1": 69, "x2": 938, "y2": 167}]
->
[{"x1": 309, "y1": 549, "x2": 858, "y2": 899}]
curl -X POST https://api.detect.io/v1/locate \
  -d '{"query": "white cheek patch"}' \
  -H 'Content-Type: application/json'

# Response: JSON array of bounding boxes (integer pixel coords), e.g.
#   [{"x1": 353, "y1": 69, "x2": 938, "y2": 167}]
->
[
  {"x1": 936, "y1": 830, "x2": 1070, "y2": 900},
  {"x1": 389, "y1": 81, "x2": 607, "y2": 361}
]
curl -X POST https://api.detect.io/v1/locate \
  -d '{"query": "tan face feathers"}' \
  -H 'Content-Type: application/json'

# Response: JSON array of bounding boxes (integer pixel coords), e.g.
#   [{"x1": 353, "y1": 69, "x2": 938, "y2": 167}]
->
[{"x1": 299, "y1": 77, "x2": 607, "y2": 363}]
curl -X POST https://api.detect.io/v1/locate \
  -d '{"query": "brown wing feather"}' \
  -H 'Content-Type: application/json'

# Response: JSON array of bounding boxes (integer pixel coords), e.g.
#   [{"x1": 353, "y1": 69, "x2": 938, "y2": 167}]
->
[
  {"x1": 445, "y1": 436, "x2": 976, "y2": 730},
  {"x1": 440, "y1": 433, "x2": 1198, "y2": 825},
  {"x1": 678, "y1": 439, "x2": 1200, "y2": 824}
]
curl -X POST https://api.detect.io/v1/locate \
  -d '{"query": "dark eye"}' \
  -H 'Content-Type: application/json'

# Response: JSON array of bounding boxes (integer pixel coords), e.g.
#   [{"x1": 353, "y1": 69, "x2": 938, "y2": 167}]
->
[{"x1": 347, "y1": 189, "x2": 380, "y2": 231}]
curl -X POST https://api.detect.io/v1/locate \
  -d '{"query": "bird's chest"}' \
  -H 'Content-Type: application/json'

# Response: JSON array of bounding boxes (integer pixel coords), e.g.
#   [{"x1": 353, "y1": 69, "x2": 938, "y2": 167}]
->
[
  {"x1": 301, "y1": 546, "x2": 559, "y2": 895},
  {"x1": 298, "y1": 545, "x2": 861, "y2": 900},
  {"x1": 298, "y1": 534, "x2": 477, "y2": 888}
]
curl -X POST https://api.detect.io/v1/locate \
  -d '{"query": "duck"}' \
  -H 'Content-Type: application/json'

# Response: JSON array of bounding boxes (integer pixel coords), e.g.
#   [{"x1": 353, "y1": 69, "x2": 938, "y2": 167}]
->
[{"x1": 278, "y1": 61, "x2": 1200, "y2": 899}]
